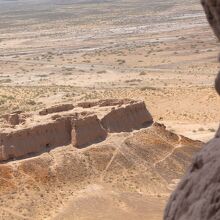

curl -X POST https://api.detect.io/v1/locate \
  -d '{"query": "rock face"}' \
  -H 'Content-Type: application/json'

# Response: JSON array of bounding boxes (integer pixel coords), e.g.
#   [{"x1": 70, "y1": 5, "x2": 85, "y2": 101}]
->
[
  {"x1": 71, "y1": 115, "x2": 107, "y2": 148},
  {"x1": 201, "y1": 0, "x2": 220, "y2": 95},
  {"x1": 201, "y1": 0, "x2": 220, "y2": 40},
  {"x1": 164, "y1": 135, "x2": 220, "y2": 220},
  {"x1": 164, "y1": 1, "x2": 220, "y2": 219},
  {"x1": 0, "y1": 99, "x2": 153, "y2": 161}
]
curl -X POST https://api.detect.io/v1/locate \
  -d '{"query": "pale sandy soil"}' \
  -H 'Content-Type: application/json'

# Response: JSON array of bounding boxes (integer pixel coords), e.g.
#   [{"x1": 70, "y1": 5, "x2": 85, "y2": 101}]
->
[
  {"x1": 0, "y1": 0, "x2": 219, "y2": 143},
  {"x1": 0, "y1": 0, "x2": 219, "y2": 219}
]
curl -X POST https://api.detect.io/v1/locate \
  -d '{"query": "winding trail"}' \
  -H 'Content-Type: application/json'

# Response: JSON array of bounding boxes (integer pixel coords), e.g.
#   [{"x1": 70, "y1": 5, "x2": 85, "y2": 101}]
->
[
  {"x1": 153, "y1": 134, "x2": 183, "y2": 168},
  {"x1": 99, "y1": 134, "x2": 129, "y2": 182}
]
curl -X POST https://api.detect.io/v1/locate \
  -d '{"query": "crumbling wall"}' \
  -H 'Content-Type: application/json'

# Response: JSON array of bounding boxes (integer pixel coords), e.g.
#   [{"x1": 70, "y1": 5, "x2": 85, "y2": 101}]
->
[
  {"x1": 0, "y1": 100, "x2": 153, "y2": 161},
  {"x1": 71, "y1": 115, "x2": 107, "y2": 148},
  {"x1": 0, "y1": 118, "x2": 72, "y2": 161},
  {"x1": 39, "y1": 104, "x2": 74, "y2": 115},
  {"x1": 77, "y1": 99, "x2": 134, "y2": 108},
  {"x1": 101, "y1": 102, "x2": 153, "y2": 132},
  {"x1": 2, "y1": 112, "x2": 25, "y2": 126}
]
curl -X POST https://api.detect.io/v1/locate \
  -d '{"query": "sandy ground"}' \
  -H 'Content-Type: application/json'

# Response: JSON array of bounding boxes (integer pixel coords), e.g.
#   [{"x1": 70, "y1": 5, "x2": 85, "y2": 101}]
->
[
  {"x1": 0, "y1": 0, "x2": 219, "y2": 143},
  {"x1": 0, "y1": 0, "x2": 219, "y2": 219}
]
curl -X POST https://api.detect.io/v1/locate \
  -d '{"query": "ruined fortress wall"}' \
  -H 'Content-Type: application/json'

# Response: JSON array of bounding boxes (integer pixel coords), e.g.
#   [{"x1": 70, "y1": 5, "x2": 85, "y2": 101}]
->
[
  {"x1": 71, "y1": 115, "x2": 107, "y2": 148},
  {"x1": 0, "y1": 118, "x2": 72, "y2": 161},
  {"x1": 39, "y1": 104, "x2": 74, "y2": 115},
  {"x1": 101, "y1": 102, "x2": 153, "y2": 132},
  {"x1": 77, "y1": 99, "x2": 134, "y2": 108},
  {"x1": 0, "y1": 101, "x2": 153, "y2": 161}
]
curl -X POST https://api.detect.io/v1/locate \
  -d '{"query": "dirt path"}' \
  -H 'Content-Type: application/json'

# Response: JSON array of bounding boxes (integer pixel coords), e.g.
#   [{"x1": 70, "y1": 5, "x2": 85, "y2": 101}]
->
[{"x1": 153, "y1": 134, "x2": 183, "y2": 168}]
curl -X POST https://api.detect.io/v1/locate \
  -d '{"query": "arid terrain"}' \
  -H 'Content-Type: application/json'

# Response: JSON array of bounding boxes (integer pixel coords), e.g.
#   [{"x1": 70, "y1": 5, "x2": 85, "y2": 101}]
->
[
  {"x1": 0, "y1": 0, "x2": 219, "y2": 219},
  {"x1": 0, "y1": 99, "x2": 202, "y2": 220}
]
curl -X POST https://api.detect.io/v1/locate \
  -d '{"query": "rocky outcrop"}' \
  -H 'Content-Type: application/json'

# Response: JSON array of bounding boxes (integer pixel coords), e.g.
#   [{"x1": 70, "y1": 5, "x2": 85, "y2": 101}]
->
[
  {"x1": 201, "y1": 0, "x2": 220, "y2": 40},
  {"x1": 39, "y1": 104, "x2": 74, "y2": 115},
  {"x1": 164, "y1": 1, "x2": 220, "y2": 219},
  {"x1": 71, "y1": 115, "x2": 107, "y2": 148},
  {"x1": 101, "y1": 101, "x2": 153, "y2": 132},
  {"x1": 201, "y1": 0, "x2": 220, "y2": 95},
  {"x1": 164, "y1": 135, "x2": 220, "y2": 220}
]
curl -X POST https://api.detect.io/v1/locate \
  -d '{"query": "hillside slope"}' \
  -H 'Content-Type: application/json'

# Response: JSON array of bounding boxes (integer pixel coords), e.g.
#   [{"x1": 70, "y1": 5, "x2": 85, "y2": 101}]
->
[{"x1": 0, "y1": 122, "x2": 202, "y2": 220}]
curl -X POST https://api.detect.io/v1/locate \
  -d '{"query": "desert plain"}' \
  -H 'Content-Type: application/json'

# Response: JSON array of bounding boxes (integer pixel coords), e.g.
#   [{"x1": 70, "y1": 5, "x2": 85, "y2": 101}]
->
[{"x1": 0, "y1": 0, "x2": 219, "y2": 219}]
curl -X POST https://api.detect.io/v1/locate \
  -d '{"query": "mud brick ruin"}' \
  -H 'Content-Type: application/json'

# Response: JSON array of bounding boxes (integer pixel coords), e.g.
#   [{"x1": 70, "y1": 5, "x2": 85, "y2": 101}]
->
[{"x1": 0, "y1": 99, "x2": 153, "y2": 161}]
